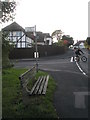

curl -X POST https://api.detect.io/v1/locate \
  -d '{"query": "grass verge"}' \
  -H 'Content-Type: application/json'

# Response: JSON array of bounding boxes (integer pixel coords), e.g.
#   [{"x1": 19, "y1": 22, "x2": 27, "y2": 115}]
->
[{"x1": 2, "y1": 68, "x2": 58, "y2": 119}]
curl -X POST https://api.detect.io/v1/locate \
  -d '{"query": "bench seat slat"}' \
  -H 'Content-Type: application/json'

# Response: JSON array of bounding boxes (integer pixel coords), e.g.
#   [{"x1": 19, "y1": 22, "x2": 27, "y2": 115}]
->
[
  {"x1": 33, "y1": 76, "x2": 43, "y2": 95},
  {"x1": 42, "y1": 75, "x2": 49, "y2": 95},
  {"x1": 29, "y1": 76, "x2": 41, "y2": 95},
  {"x1": 38, "y1": 76, "x2": 46, "y2": 95}
]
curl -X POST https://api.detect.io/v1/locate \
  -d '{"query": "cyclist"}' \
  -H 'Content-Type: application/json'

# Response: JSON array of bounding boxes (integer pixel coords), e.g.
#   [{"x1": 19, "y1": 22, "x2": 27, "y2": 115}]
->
[{"x1": 73, "y1": 47, "x2": 84, "y2": 61}]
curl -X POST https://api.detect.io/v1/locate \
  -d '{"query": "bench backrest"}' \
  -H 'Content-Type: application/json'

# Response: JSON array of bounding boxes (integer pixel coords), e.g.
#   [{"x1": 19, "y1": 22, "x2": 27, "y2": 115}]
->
[{"x1": 19, "y1": 66, "x2": 36, "y2": 88}]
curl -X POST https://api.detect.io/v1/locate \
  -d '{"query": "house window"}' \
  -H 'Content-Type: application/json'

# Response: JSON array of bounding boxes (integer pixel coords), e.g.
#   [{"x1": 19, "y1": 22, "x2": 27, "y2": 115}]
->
[
  {"x1": 17, "y1": 43, "x2": 20, "y2": 48},
  {"x1": 22, "y1": 42, "x2": 25, "y2": 48},
  {"x1": 16, "y1": 31, "x2": 22, "y2": 36},
  {"x1": 13, "y1": 31, "x2": 17, "y2": 36},
  {"x1": 9, "y1": 31, "x2": 22, "y2": 37},
  {"x1": 22, "y1": 35, "x2": 25, "y2": 41},
  {"x1": 46, "y1": 40, "x2": 49, "y2": 45},
  {"x1": 9, "y1": 32, "x2": 13, "y2": 36},
  {"x1": 8, "y1": 31, "x2": 27, "y2": 48}
]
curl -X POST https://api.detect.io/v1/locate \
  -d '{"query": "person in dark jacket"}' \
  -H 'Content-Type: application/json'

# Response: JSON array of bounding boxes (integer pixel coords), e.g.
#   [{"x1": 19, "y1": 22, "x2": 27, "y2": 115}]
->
[
  {"x1": 73, "y1": 47, "x2": 84, "y2": 61},
  {"x1": 74, "y1": 47, "x2": 84, "y2": 57}
]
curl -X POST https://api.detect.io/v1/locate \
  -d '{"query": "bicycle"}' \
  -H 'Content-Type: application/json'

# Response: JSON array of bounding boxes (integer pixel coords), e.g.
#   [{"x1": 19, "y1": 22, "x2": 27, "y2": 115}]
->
[{"x1": 74, "y1": 54, "x2": 87, "y2": 62}]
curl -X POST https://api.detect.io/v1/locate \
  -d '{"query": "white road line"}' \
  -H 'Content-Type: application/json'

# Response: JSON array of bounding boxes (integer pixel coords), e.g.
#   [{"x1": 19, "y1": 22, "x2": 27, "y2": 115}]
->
[
  {"x1": 76, "y1": 62, "x2": 88, "y2": 77},
  {"x1": 70, "y1": 57, "x2": 88, "y2": 77},
  {"x1": 70, "y1": 57, "x2": 74, "y2": 62}
]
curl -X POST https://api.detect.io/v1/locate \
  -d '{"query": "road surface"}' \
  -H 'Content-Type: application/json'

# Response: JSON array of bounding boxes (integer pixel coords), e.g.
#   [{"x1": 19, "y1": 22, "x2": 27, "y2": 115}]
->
[{"x1": 13, "y1": 49, "x2": 89, "y2": 118}]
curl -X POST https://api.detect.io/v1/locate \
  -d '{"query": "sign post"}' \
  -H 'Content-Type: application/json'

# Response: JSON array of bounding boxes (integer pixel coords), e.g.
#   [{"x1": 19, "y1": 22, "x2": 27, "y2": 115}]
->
[
  {"x1": 88, "y1": 1, "x2": 90, "y2": 37},
  {"x1": 34, "y1": 25, "x2": 38, "y2": 72},
  {"x1": 25, "y1": 25, "x2": 38, "y2": 72}
]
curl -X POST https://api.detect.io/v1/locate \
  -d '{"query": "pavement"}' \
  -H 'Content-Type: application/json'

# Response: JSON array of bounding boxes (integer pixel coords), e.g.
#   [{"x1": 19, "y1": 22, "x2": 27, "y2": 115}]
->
[
  {"x1": 48, "y1": 71, "x2": 88, "y2": 118},
  {"x1": 41, "y1": 61, "x2": 88, "y2": 118}
]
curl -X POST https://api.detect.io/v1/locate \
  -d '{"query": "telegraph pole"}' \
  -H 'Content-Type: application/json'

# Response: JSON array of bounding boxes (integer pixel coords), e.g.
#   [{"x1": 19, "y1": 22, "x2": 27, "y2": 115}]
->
[
  {"x1": 88, "y1": 1, "x2": 90, "y2": 37},
  {"x1": 34, "y1": 25, "x2": 38, "y2": 72}
]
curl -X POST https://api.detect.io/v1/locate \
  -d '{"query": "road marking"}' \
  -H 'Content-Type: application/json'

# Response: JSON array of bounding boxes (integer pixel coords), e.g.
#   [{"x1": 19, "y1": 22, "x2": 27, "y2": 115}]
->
[
  {"x1": 73, "y1": 92, "x2": 90, "y2": 109},
  {"x1": 70, "y1": 57, "x2": 74, "y2": 62},
  {"x1": 76, "y1": 62, "x2": 88, "y2": 77},
  {"x1": 70, "y1": 57, "x2": 88, "y2": 77}
]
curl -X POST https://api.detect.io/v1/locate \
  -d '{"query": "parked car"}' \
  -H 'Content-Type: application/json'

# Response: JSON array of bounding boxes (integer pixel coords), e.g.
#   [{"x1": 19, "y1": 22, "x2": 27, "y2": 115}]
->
[{"x1": 69, "y1": 45, "x2": 74, "y2": 50}]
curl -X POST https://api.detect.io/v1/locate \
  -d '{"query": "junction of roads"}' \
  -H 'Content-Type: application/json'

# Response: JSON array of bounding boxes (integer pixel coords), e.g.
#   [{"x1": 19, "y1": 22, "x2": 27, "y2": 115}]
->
[{"x1": 13, "y1": 48, "x2": 89, "y2": 118}]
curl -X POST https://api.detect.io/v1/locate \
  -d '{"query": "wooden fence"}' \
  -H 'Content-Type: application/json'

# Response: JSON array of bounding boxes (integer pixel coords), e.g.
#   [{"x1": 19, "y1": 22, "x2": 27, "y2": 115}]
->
[{"x1": 9, "y1": 45, "x2": 67, "y2": 59}]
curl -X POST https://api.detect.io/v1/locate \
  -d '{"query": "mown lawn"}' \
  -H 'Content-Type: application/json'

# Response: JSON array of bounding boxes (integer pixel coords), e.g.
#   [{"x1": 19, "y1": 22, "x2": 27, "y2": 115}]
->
[{"x1": 2, "y1": 68, "x2": 58, "y2": 119}]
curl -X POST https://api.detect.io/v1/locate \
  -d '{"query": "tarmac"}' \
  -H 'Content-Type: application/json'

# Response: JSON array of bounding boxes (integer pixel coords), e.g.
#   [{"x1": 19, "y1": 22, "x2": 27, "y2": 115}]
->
[
  {"x1": 10, "y1": 48, "x2": 89, "y2": 118},
  {"x1": 78, "y1": 49, "x2": 89, "y2": 76}
]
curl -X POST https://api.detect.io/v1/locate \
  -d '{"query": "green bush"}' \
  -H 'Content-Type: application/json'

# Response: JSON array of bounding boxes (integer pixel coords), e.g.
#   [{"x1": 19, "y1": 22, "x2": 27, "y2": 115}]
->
[{"x1": 2, "y1": 32, "x2": 14, "y2": 69}]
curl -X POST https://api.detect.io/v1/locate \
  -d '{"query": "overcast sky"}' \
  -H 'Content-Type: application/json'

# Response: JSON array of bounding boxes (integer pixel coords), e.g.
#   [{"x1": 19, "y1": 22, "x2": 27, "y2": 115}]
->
[{"x1": 2, "y1": 0, "x2": 90, "y2": 43}]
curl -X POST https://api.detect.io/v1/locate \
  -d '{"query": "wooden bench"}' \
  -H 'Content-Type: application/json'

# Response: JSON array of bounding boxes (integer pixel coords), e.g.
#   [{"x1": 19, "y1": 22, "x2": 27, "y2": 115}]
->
[
  {"x1": 29, "y1": 75, "x2": 49, "y2": 95},
  {"x1": 19, "y1": 66, "x2": 49, "y2": 96},
  {"x1": 19, "y1": 66, "x2": 36, "y2": 94}
]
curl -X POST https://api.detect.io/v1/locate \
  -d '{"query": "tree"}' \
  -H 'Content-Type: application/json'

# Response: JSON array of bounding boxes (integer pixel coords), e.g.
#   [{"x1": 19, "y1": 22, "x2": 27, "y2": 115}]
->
[
  {"x1": 0, "y1": 1, "x2": 16, "y2": 23},
  {"x1": 55, "y1": 40, "x2": 64, "y2": 46},
  {"x1": 51, "y1": 30, "x2": 63, "y2": 41},
  {"x1": 2, "y1": 32, "x2": 14, "y2": 68},
  {"x1": 61, "y1": 35, "x2": 74, "y2": 47},
  {"x1": 84, "y1": 37, "x2": 90, "y2": 50},
  {"x1": 86, "y1": 37, "x2": 90, "y2": 45},
  {"x1": 53, "y1": 40, "x2": 68, "y2": 47},
  {"x1": 63, "y1": 40, "x2": 69, "y2": 45},
  {"x1": 1, "y1": 1, "x2": 17, "y2": 68}
]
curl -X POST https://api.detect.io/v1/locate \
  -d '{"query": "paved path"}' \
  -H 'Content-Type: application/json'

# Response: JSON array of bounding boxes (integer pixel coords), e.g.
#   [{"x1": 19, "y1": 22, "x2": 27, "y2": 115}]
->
[
  {"x1": 39, "y1": 50, "x2": 88, "y2": 118},
  {"x1": 40, "y1": 60, "x2": 88, "y2": 118}
]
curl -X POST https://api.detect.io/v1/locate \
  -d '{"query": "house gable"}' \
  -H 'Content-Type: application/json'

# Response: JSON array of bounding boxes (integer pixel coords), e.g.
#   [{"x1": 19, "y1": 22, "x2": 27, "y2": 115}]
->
[
  {"x1": 2, "y1": 22, "x2": 25, "y2": 32},
  {"x1": 2, "y1": 22, "x2": 33, "y2": 48}
]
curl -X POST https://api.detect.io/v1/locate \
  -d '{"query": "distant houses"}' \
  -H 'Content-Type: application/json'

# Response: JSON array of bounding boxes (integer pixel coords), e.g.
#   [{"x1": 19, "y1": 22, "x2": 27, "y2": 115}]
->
[
  {"x1": 35, "y1": 32, "x2": 52, "y2": 46},
  {"x1": 73, "y1": 40, "x2": 85, "y2": 49},
  {"x1": 2, "y1": 22, "x2": 53, "y2": 48}
]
